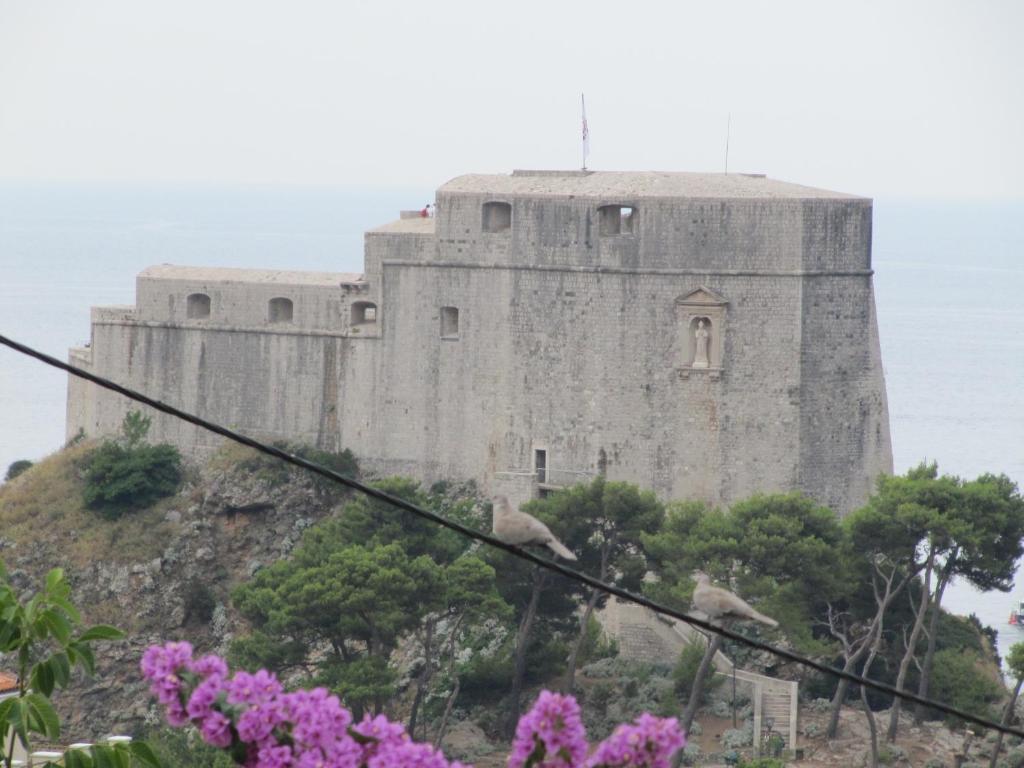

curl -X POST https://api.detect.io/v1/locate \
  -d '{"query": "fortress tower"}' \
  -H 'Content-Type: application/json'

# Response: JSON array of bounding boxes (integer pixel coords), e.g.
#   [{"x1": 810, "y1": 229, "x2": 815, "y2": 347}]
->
[{"x1": 67, "y1": 170, "x2": 892, "y2": 514}]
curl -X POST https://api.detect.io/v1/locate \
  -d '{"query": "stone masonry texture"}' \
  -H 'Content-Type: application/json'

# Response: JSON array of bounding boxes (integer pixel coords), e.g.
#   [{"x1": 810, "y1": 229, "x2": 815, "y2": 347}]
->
[{"x1": 66, "y1": 170, "x2": 893, "y2": 515}]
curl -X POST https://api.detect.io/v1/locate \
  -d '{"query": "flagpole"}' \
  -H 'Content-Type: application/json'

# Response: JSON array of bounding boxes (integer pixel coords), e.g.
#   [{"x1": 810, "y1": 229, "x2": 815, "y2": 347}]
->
[
  {"x1": 581, "y1": 93, "x2": 589, "y2": 171},
  {"x1": 724, "y1": 112, "x2": 731, "y2": 174}
]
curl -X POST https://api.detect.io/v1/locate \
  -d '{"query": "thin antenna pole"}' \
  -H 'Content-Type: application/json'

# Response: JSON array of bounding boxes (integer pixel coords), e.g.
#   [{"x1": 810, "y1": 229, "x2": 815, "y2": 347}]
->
[
  {"x1": 724, "y1": 112, "x2": 731, "y2": 174},
  {"x1": 581, "y1": 93, "x2": 590, "y2": 171}
]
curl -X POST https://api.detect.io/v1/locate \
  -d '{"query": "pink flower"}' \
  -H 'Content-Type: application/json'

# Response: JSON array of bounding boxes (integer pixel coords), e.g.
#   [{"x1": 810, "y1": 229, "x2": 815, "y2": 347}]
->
[
  {"x1": 509, "y1": 690, "x2": 587, "y2": 768},
  {"x1": 201, "y1": 710, "x2": 234, "y2": 749},
  {"x1": 186, "y1": 674, "x2": 225, "y2": 719},
  {"x1": 257, "y1": 743, "x2": 294, "y2": 768},
  {"x1": 586, "y1": 713, "x2": 684, "y2": 768},
  {"x1": 229, "y1": 669, "x2": 283, "y2": 706}
]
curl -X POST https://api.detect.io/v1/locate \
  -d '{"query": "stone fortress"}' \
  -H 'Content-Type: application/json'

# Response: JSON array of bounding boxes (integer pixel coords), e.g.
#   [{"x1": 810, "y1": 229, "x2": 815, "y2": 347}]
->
[{"x1": 67, "y1": 169, "x2": 892, "y2": 515}]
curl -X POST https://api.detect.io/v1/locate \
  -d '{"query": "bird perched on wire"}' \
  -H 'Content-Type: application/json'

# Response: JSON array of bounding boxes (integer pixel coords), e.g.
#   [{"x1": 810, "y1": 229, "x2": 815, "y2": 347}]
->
[
  {"x1": 691, "y1": 571, "x2": 778, "y2": 628},
  {"x1": 491, "y1": 495, "x2": 577, "y2": 560}
]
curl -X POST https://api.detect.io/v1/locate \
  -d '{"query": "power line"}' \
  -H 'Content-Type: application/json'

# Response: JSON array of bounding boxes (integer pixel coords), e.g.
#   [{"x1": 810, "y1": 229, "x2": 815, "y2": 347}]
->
[{"x1": 1, "y1": 330, "x2": 1019, "y2": 739}]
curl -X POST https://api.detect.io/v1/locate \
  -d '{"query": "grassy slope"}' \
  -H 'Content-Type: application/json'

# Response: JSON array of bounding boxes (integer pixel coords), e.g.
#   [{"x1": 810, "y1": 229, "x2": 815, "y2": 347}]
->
[{"x1": 0, "y1": 441, "x2": 180, "y2": 572}]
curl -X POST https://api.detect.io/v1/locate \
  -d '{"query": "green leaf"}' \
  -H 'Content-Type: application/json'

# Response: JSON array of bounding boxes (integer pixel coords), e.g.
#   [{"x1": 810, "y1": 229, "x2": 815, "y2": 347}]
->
[
  {"x1": 71, "y1": 641, "x2": 97, "y2": 675},
  {"x1": 92, "y1": 745, "x2": 118, "y2": 768},
  {"x1": 26, "y1": 692, "x2": 61, "y2": 739},
  {"x1": 128, "y1": 740, "x2": 162, "y2": 768},
  {"x1": 42, "y1": 608, "x2": 73, "y2": 645},
  {"x1": 78, "y1": 625, "x2": 125, "y2": 643},
  {"x1": 45, "y1": 568, "x2": 65, "y2": 593},
  {"x1": 49, "y1": 592, "x2": 82, "y2": 623},
  {"x1": 30, "y1": 659, "x2": 56, "y2": 697},
  {"x1": 65, "y1": 749, "x2": 92, "y2": 768},
  {"x1": 50, "y1": 652, "x2": 72, "y2": 688},
  {"x1": 7, "y1": 698, "x2": 30, "y2": 751},
  {"x1": 0, "y1": 697, "x2": 16, "y2": 730}
]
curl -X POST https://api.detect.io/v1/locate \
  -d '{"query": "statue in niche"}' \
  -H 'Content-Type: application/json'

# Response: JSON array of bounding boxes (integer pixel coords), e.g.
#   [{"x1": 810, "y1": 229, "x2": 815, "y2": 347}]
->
[{"x1": 692, "y1": 318, "x2": 711, "y2": 368}]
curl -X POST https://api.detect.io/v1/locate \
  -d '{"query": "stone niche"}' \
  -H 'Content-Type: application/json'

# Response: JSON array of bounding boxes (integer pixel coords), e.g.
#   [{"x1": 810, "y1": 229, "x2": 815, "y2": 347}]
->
[{"x1": 676, "y1": 286, "x2": 727, "y2": 378}]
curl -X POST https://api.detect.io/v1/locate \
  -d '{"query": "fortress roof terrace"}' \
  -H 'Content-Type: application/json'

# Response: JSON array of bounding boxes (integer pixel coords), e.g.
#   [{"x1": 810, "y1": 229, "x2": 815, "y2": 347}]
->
[
  {"x1": 138, "y1": 264, "x2": 364, "y2": 286},
  {"x1": 440, "y1": 170, "x2": 867, "y2": 201}
]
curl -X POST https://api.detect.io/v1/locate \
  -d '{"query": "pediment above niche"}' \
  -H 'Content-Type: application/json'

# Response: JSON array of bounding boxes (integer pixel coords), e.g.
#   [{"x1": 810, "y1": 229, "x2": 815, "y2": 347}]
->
[{"x1": 675, "y1": 286, "x2": 728, "y2": 307}]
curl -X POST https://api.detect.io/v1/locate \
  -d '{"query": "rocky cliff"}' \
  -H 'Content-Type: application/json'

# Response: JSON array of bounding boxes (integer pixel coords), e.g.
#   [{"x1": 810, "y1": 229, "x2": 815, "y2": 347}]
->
[{"x1": 0, "y1": 440, "x2": 347, "y2": 740}]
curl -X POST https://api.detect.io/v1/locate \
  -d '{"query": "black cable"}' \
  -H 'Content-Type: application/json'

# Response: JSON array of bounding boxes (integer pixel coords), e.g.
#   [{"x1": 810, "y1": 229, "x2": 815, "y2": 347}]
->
[{"x1": 1, "y1": 330, "x2": 1020, "y2": 739}]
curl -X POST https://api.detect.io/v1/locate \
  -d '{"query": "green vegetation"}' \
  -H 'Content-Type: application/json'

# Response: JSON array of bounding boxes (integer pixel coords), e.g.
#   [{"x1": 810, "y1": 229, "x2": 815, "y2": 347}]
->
[
  {"x1": 231, "y1": 478, "x2": 509, "y2": 729},
  {"x1": 0, "y1": 561, "x2": 160, "y2": 768},
  {"x1": 0, "y1": 442, "x2": 178, "y2": 576},
  {"x1": 83, "y1": 411, "x2": 182, "y2": 519},
  {"x1": 225, "y1": 440, "x2": 358, "y2": 497},
  {"x1": 3, "y1": 459, "x2": 32, "y2": 482},
  {"x1": 144, "y1": 728, "x2": 234, "y2": 768},
  {"x1": 990, "y1": 642, "x2": 1024, "y2": 768}
]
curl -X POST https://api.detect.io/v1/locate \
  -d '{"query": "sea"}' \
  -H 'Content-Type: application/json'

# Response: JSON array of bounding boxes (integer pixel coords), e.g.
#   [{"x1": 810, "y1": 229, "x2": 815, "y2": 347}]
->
[{"x1": 1, "y1": 183, "x2": 1022, "y2": 663}]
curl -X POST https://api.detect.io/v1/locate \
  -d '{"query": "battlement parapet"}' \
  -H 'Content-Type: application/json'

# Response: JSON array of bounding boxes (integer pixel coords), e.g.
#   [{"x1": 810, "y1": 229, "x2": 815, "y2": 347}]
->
[{"x1": 129, "y1": 264, "x2": 374, "y2": 336}]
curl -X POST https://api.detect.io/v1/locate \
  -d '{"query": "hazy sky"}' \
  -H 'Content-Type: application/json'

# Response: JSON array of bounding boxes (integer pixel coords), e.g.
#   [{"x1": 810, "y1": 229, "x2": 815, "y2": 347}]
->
[{"x1": 1, "y1": 0, "x2": 1021, "y2": 198}]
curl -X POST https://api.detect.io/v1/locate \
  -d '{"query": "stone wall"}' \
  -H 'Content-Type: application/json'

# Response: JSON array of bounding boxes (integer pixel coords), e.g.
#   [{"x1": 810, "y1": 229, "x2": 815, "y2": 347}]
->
[{"x1": 67, "y1": 171, "x2": 892, "y2": 515}]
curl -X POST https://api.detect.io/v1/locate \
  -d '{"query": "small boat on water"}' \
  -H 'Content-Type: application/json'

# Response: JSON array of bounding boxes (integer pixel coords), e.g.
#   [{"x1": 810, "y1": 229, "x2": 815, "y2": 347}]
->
[{"x1": 1009, "y1": 600, "x2": 1024, "y2": 626}]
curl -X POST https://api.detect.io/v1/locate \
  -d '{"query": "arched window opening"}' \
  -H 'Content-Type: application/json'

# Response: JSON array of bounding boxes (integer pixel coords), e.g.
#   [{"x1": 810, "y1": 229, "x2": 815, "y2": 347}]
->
[
  {"x1": 482, "y1": 201, "x2": 512, "y2": 233},
  {"x1": 440, "y1": 306, "x2": 459, "y2": 339},
  {"x1": 351, "y1": 301, "x2": 378, "y2": 326},
  {"x1": 269, "y1": 297, "x2": 293, "y2": 323},
  {"x1": 599, "y1": 205, "x2": 636, "y2": 236},
  {"x1": 187, "y1": 293, "x2": 211, "y2": 319}
]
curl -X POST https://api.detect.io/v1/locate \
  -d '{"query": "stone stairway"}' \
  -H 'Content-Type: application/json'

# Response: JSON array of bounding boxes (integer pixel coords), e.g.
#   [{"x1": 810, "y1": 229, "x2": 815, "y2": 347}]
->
[{"x1": 601, "y1": 598, "x2": 798, "y2": 757}]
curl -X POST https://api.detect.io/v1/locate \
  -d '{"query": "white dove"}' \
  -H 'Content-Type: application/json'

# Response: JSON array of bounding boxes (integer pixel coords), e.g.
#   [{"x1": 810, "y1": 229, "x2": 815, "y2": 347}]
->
[
  {"x1": 691, "y1": 571, "x2": 778, "y2": 628},
  {"x1": 491, "y1": 495, "x2": 577, "y2": 560}
]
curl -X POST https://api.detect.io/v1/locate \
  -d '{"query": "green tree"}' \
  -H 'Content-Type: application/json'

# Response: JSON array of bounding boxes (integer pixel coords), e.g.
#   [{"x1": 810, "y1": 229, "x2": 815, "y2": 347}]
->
[
  {"x1": 643, "y1": 493, "x2": 843, "y2": 733},
  {"x1": 233, "y1": 541, "x2": 442, "y2": 718},
  {"x1": 856, "y1": 465, "x2": 1024, "y2": 740},
  {"x1": 822, "y1": 494, "x2": 929, "y2": 739},
  {"x1": 231, "y1": 478, "x2": 505, "y2": 723},
  {"x1": 989, "y1": 642, "x2": 1024, "y2": 768},
  {"x1": 0, "y1": 561, "x2": 160, "y2": 768},
  {"x1": 485, "y1": 492, "x2": 594, "y2": 737},
  {"x1": 559, "y1": 478, "x2": 663, "y2": 693},
  {"x1": 3, "y1": 460, "x2": 32, "y2": 483},
  {"x1": 913, "y1": 472, "x2": 1024, "y2": 725},
  {"x1": 409, "y1": 555, "x2": 511, "y2": 742},
  {"x1": 120, "y1": 410, "x2": 152, "y2": 449}
]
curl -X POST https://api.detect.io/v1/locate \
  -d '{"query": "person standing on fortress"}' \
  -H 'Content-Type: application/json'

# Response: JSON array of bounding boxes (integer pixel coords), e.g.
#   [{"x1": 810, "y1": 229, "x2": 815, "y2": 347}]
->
[{"x1": 420, "y1": 204, "x2": 429, "y2": 218}]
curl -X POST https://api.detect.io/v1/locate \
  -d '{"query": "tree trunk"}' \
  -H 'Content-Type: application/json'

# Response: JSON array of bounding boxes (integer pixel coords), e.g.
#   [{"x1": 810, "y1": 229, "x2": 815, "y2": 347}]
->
[
  {"x1": 827, "y1": 562, "x2": 917, "y2": 740},
  {"x1": 988, "y1": 675, "x2": 1024, "y2": 768},
  {"x1": 506, "y1": 568, "x2": 547, "y2": 738},
  {"x1": 861, "y1": 663, "x2": 880, "y2": 768},
  {"x1": 433, "y1": 613, "x2": 466, "y2": 750},
  {"x1": 861, "y1": 577, "x2": 891, "y2": 768},
  {"x1": 826, "y1": 658, "x2": 859, "y2": 739},
  {"x1": 565, "y1": 543, "x2": 610, "y2": 694},
  {"x1": 680, "y1": 632, "x2": 724, "y2": 735},
  {"x1": 887, "y1": 552, "x2": 934, "y2": 741},
  {"x1": 434, "y1": 677, "x2": 461, "y2": 749},
  {"x1": 408, "y1": 619, "x2": 435, "y2": 739},
  {"x1": 915, "y1": 558, "x2": 955, "y2": 723}
]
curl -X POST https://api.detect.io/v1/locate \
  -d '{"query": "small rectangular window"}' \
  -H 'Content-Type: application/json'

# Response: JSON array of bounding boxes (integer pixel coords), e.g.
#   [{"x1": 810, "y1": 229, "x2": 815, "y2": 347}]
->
[
  {"x1": 482, "y1": 202, "x2": 512, "y2": 233},
  {"x1": 534, "y1": 449, "x2": 547, "y2": 484},
  {"x1": 441, "y1": 306, "x2": 459, "y2": 339},
  {"x1": 599, "y1": 205, "x2": 636, "y2": 236}
]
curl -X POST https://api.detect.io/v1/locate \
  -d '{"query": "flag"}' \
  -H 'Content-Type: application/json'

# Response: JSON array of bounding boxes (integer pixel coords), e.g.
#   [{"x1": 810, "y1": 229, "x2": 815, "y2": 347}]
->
[{"x1": 581, "y1": 94, "x2": 590, "y2": 167}]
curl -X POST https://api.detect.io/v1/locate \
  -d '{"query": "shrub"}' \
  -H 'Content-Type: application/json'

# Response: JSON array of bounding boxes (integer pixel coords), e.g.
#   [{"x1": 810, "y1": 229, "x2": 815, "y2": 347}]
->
[
  {"x1": 4, "y1": 459, "x2": 32, "y2": 482},
  {"x1": 673, "y1": 642, "x2": 723, "y2": 702},
  {"x1": 927, "y1": 647, "x2": 1003, "y2": 725},
  {"x1": 83, "y1": 441, "x2": 182, "y2": 518},
  {"x1": 183, "y1": 579, "x2": 217, "y2": 624}
]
